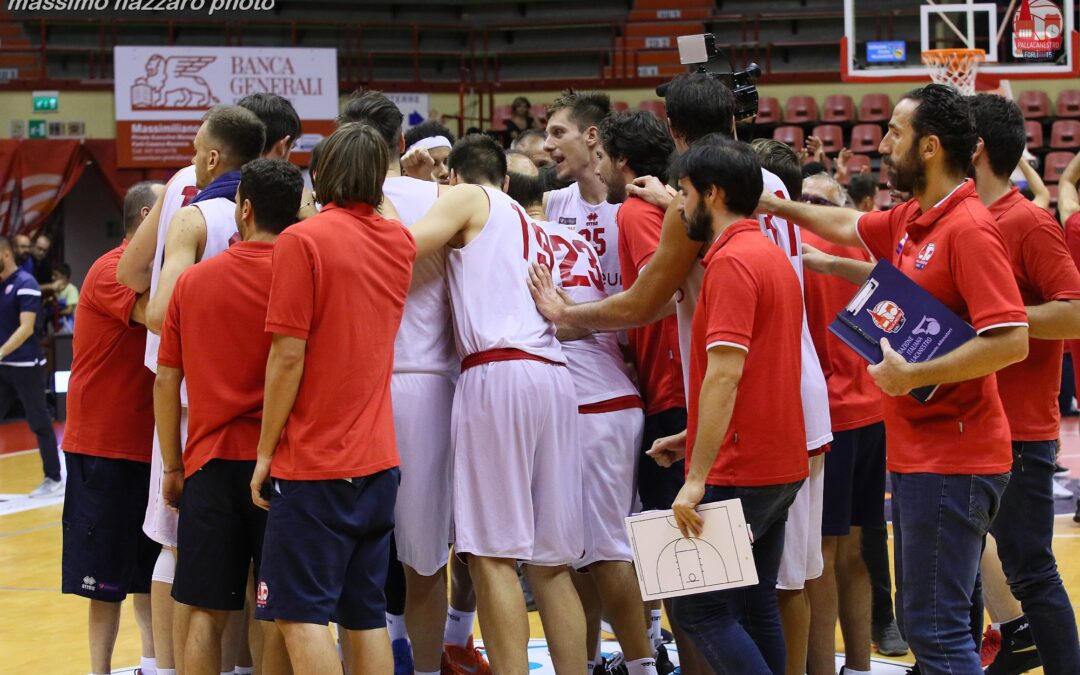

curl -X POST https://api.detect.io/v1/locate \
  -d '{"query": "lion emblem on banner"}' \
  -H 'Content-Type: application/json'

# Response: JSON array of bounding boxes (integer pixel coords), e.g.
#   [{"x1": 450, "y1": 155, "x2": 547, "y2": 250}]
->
[{"x1": 131, "y1": 55, "x2": 219, "y2": 109}]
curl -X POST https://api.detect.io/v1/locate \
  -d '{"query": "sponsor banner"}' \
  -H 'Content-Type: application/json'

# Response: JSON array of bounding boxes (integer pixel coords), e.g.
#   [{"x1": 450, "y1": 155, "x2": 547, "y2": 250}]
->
[{"x1": 114, "y1": 46, "x2": 338, "y2": 168}]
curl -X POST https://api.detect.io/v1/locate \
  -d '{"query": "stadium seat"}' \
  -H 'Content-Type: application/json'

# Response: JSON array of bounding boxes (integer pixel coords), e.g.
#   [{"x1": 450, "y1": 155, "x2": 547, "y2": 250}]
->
[
  {"x1": 821, "y1": 95, "x2": 855, "y2": 123},
  {"x1": 1051, "y1": 120, "x2": 1080, "y2": 149},
  {"x1": 1019, "y1": 90, "x2": 1052, "y2": 118},
  {"x1": 812, "y1": 125, "x2": 844, "y2": 153},
  {"x1": 1048, "y1": 183, "x2": 1059, "y2": 207},
  {"x1": 756, "y1": 97, "x2": 781, "y2": 124},
  {"x1": 531, "y1": 103, "x2": 549, "y2": 123},
  {"x1": 858, "y1": 94, "x2": 892, "y2": 122},
  {"x1": 784, "y1": 96, "x2": 818, "y2": 124},
  {"x1": 875, "y1": 188, "x2": 894, "y2": 210},
  {"x1": 1025, "y1": 120, "x2": 1044, "y2": 149},
  {"x1": 849, "y1": 124, "x2": 883, "y2": 154},
  {"x1": 773, "y1": 125, "x2": 804, "y2": 150},
  {"x1": 492, "y1": 104, "x2": 513, "y2": 129},
  {"x1": 1044, "y1": 151, "x2": 1075, "y2": 182},
  {"x1": 1057, "y1": 90, "x2": 1080, "y2": 118},
  {"x1": 838, "y1": 154, "x2": 872, "y2": 184},
  {"x1": 612, "y1": 101, "x2": 630, "y2": 112},
  {"x1": 639, "y1": 99, "x2": 666, "y2": 118},
  {"x1": 879, "y1": 160, "x2": 892, "y2": 187}
]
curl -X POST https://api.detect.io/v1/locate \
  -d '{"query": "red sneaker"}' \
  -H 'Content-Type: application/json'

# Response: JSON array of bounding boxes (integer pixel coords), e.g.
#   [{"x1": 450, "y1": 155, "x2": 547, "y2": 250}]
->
[
  {"x1": 981, "y1": 626, "x2": 1002, "y2": 668},
  {"x1": 442, "y1": 636, "x2": 494, "y2": 675}
]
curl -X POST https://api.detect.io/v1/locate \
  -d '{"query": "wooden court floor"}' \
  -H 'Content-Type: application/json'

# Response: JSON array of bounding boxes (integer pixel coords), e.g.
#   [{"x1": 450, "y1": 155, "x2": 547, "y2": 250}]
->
[{"x1": 4, "y1": 421, "x2": 1080, "y2": 673}]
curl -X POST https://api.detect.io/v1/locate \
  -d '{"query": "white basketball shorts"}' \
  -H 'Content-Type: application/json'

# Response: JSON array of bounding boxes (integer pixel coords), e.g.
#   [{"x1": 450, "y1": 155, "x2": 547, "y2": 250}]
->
[
  {"x1": 142, "y1": 408, "x2": 187, "y2": 548},
  {"x1": 777, "y1": 452, "x2": 825, "y2": 590}
]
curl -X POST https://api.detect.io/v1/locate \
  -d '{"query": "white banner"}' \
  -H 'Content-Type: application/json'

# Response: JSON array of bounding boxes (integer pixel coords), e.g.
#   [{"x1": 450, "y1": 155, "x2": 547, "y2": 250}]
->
[{"x1": 114, "y1": 46, "x2": 338, "y2": 121}]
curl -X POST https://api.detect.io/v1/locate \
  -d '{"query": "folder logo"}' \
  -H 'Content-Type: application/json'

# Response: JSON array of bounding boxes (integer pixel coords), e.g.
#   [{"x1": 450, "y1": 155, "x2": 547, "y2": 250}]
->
[{"x1": 869, "y1": 300, "x2": 906, "y2": 333}]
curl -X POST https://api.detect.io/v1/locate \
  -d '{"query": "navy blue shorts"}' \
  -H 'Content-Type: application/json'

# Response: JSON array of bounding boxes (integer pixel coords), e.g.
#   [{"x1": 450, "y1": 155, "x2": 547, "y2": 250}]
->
[
  {"x1": 639, "y1": 407, "x2": 688, "y2": 510},
  {"x1": 174, "y1": 459, "x2": 267, "y2": 611},
  {"x1": 61, "y1": 452, "x2": 160, "y2": 602},
  {"x1": 821, "y1": 422, "x2": 887, "y2": 536},
  {"x1": 255, "y1": 468, "x2": 399, "y2": 630}
]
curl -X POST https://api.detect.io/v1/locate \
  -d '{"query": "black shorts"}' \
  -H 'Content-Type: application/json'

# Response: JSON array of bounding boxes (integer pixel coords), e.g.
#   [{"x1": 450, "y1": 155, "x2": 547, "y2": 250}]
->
[
  {"x1": 173, "y1": 459, "x2": 267, "y2": 611},
  {"x1": 821, "y1": 422, "x2": 887, "y2": 537},
  {"x1": 638, "y1": 407, "x2": 688, "y2": 511},
  {"x1": 255, "y1": 468, "x2": 399, "y2": 630},
  {"x1": 61, "y1": 452, "x2": 159, "y2": 602}
]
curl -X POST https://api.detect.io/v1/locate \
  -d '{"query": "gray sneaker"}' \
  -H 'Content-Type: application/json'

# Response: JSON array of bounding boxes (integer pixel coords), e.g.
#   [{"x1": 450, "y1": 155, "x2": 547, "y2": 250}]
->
[
  {"x1": 28, "y1": 477, "x2": 63, "y2": 498},
  {"x1": 873, "y1": 620, "x2": 910, "y2": 657}
]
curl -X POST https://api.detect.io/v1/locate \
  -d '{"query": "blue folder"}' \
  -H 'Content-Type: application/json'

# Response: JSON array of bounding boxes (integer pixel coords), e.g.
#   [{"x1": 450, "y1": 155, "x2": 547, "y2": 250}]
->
[{"x1": 828, "y1": 260, "x2": 976, "y2": 403}]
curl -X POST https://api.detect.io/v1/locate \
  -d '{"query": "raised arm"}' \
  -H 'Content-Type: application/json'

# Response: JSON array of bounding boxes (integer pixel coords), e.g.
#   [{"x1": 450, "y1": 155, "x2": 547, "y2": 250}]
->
[
  {"x1": 146, "y1": 207, "x2": 205, "y2": 334},
  {"x1": 1059, "y1": 153, "x2": 1080, "y2": 226},
  {"x1": 758, "y1": 190, "x2": 864, "y2": 249},
  {"x1": 408, "y1": 183, "x2": 487, "y2": 258},
  {"x1": 1017, "y1": 159, "x2": 1051, "y2": 211}
]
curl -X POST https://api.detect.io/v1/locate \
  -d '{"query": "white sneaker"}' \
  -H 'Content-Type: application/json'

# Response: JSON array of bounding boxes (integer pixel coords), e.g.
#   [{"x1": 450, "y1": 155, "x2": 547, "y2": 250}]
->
[
  {"x1": 28, "y1": 477, "x2": 63, "y2": 498},
  {"x1": 1052, "y1": 478, "x2": 1073, "y2": 499}
]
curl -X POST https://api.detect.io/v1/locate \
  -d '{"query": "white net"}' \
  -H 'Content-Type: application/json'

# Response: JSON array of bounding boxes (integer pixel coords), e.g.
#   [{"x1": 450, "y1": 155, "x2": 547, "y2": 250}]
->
[{"x1": 921, "y1": 49, "x2": 986, "y2": 96}]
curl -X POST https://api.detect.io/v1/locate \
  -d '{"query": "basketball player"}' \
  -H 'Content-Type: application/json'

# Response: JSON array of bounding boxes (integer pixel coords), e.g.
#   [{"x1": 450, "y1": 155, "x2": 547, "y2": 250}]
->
[
  {"x1": 116, "y1": 95, "x2": 296, "y2": 674},
  {"x1": 757, "y1": 84, "x2": 1027, "y2": 673},
  {"x1": 793, "y1": 171, "x2": 884, "y2": 675},
  {"x1": 62, "y1": 182, "x2": 163, "y2": 675},
  {"x1": 155, "y1": 159, "x2": 302, "y2": 675},
  {"x1": 250, "y1": 123, "x2": 413, "y2": 675},
  {"x1": 648, "y1": 135, "x2": 807, "y2": 675},
  {"x1": 544, "y1": 90, "x2": 622, "y2": 294},
  {"x1": 511, "y1": 129, "x2": 553, "y2": 168},
  {"x1": 341, "y1": 90, "x2": 490, "y2": 675},
  {"x1": 402, "y1": 120, "x2": 456, "y2": 184},
  {"x1": 506, "y1": 151, "x2": 656, "y2": 675},
  {"x1": 968, "y1": 93, "x2": 1080, "y2": 675},
  {"x1": 404, "y1": 134, "x2": 586, "y2": 675},
  {"x1": 529, "y1": 73, "x2": 832, "y2": 671}
]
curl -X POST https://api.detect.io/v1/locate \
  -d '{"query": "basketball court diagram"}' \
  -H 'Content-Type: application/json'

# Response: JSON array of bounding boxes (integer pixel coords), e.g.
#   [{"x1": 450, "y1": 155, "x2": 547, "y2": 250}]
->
[{"x1": 625, "y1": 499, "x2": 757, "y2": 601}]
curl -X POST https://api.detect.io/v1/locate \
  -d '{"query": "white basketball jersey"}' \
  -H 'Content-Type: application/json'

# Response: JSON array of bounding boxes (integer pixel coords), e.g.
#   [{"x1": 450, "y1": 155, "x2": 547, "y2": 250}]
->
[
  {"x1": 539, "y1": 219, "x2": 638, "y2": 406},
  {"x1": 384, "y1": 176, "x2": 457, "y2": 376},
  {"x1": 445, "y1": 187, "x2": 565, "y2": 364},
  {"x1": 545, "y1": 182, "x2": 622, "y2": 294},
  {"x1": 676, "y1": 168, "x2": 832, "y2": 451},
  {"x1": 144, "y1": 165, "x2": 197, "y2": 374}
]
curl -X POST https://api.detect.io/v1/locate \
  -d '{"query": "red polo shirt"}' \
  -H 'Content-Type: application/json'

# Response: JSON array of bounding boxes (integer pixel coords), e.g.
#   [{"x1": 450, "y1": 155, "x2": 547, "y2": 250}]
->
[
  {"x1": 1064, "y1": 212, "x2": 1080, "y2": 394},
  {"x1": 856, "y1": 180, "x2": 1025, "y2": 474},
  {"x1": 158, "y1": 241, "x2": 275, "y2": 477},
  {"x1": 687, "y1": 220, "x2": 808, "y2": 487},
  {"x1": 801, "y1": 230, "x2": 884, "y2": 432},
  {"x1": 64, "y1": 241, "x2": 155, "y2": 463},
  {"x1": 989, "y1": 189, "x2": 1080, "y2": 441},
  {"x1": 265, "y1": 203, "x2": 415, "y2": 481},
  {"x1": 617, "y1": 196, "x2": 686, "y2": 415}
]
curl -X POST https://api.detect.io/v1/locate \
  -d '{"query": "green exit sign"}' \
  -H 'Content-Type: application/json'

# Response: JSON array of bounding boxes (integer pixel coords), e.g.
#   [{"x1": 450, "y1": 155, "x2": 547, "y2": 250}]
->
[
  {"x1": 28, "y1": 120, "x2": 46, "y2": 139},
  {"x1": 32, "y1": 90, "x2": 58, "y2": 113}
]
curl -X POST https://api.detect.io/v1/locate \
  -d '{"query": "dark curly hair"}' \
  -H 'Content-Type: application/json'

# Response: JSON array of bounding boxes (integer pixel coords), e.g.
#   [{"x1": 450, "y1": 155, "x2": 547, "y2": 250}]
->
[
  {"x1": 598, "y1": 111, "x2": 676, "y2": 183},
  {"x1": 902, "y1": 84, "x2": 978, "y2": 178}
]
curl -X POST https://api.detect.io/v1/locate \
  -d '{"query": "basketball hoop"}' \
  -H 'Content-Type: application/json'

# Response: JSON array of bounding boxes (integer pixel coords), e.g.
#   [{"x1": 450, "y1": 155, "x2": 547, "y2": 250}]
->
[{"x1": 921, "y1": 48, "x2": 986, "y2": 95}]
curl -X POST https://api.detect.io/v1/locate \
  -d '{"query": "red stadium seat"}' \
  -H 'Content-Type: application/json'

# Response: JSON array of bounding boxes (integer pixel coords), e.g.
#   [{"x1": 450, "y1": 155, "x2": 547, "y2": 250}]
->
[
  {"x1": 756, "y1": 96, "x2": 781, "y2": 124},
  {"x1": 773, "y1": 125, "x2": 804, "y2": 150},
  {"x1": 531, "y1": 103, "x2": 549, "y2": 123},
  {"x1": 879, "y1": 160, "x2": 892, "y2": 187},
  {"x1": 849, "y1": 124, "x2": 883, "y2": 154},
  {"x1": 492, "y1": 104, "x2": 513, "y2": 129},
  {"x1": 1057, "y1": 90, "x2": 1080, "y2": 118},
  {"x1": 784, "y1": 96, "x2": 818, "y2": 124},
  {"x1": 875, "y1": 188, "x2": 894, "y2": 210},
  {"x1": 838, "y1": 154, "x2": 872, "y2": 184},
  {"x1": 1051, "y1": 120, "x2": 1080, "y2": 149},
  {"x1": 639, "y1": 99, "x2": 666, "y2": 118},
  {"x1": 821, "y1": 95, "x2": 855, "y2": 123},
  {"x1": 612, "y1": 101, "x2": 630, "y2": 112},
  {"x1": 1019, "y1": 90, "x2": 1052, "y2": 118},
  {"x1": 812, "y1": 124, "x2": 844, "y2": 153},
  {"x1": 1025, "y1": 120, "x2": 1044, "y2": 149},
  {"x1": 1048, "y1": 183, "x2": 1059, "y2": 207},
  {"x1": 858, "y1": 94, "x2": 892, "y2": 122},
  {"x1": 1044, "y1": 151, "x2": 1075, "y2": 182}
]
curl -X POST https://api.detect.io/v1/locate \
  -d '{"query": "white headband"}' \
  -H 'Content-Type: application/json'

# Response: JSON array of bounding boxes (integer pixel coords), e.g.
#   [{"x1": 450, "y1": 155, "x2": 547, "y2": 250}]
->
[{"x1": 405, "y1": 135, "x2": 452, "y2": 154}]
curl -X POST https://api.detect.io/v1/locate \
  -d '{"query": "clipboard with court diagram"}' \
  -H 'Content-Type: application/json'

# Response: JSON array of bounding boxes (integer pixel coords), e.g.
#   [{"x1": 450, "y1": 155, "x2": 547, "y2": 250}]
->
[{"x1": 624, "y1": 499, "x2": 758, "y2": 601}]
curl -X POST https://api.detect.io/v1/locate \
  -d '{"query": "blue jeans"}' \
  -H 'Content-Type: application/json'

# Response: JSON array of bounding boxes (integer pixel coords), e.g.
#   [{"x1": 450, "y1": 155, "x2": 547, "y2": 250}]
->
[
  {"x1": 892, "y1": 471, "x2": 1009, "y2": 675},
  {"x1": 990, "y1": 440, "x2": 1080, "y2": 674},
  {"x1": 670, "y1": 481, "x2": 802, "y2": 675}
]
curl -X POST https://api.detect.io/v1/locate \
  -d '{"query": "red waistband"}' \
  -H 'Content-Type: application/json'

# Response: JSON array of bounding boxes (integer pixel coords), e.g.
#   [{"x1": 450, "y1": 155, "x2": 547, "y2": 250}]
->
[
  {"x1": 461, "y1": 347, "x2": 563, "y2": 371},
  {"x1": 578, "y1": 394, "x2": 646, "y2": 415}
]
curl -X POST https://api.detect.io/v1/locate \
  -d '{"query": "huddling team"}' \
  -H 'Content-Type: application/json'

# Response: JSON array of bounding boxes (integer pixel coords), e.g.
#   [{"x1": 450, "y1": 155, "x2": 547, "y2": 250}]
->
[{"x1": 56, "y1": 73, "x2": 1080, "y2": 675}]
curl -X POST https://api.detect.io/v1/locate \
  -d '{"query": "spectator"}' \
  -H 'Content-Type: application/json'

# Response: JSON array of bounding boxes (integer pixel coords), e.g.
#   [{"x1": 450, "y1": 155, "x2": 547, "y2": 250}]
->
[
  {"x1": 505, "y1": 95, "x2": 540, "y2": 141},
  {"x1": 52, "y1": 262, "x2": 79, "y2": 334},
  {"x1": 511, "y1": 129, "x2": 553, "y2": 168},
  {"x1": 32, "y1": 233, "x2": 56, "y2": 292},
  {"x1": 13, "y1": 234, "x2": 33, "y2": 274},
  {"x1": 847, "y1": 174, "x2": 878, "y2": 213}
]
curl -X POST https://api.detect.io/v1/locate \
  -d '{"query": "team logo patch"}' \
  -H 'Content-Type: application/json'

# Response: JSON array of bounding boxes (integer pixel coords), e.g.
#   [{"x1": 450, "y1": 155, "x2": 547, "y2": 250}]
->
[
  {"x1": 558, "y1": 217, "x2": 576, "y2": 225},
  {"x1": 869, "y1": 300, "x2": 906, "y2": 334},
  {"x1": 895, "y1": 233, "x2": 909, "y2": 256},
  {"x1": 82, "y1": 576, "x2": 96, "y2": 592},
  {"x1": 586, "y1": 212, "x2": 598, "y2": 223},
  {"x1": 256, "y1": 581, "x2": 269, "y2": 608},
  {"x1": 915, "y1": 242, "x2": 935, "y2": 270}
]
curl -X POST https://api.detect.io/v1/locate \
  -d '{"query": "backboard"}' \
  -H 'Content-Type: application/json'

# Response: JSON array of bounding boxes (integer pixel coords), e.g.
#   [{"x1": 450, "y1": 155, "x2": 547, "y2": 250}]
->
[{"x1": 842, "y1": 0, "x2": 1078, "y2": 84}]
